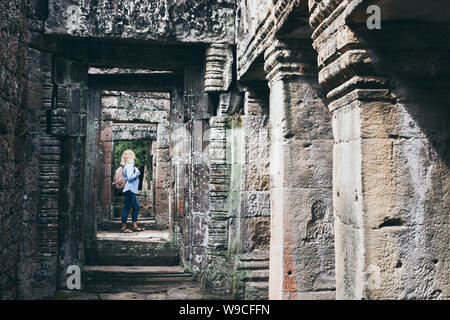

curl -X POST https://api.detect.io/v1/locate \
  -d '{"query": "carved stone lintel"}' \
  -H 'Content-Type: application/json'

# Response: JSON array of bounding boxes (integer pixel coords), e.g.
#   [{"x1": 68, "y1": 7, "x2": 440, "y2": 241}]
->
[
  {"x1": 46, "y1": 0, "x2": 235, "y2": 43},
  {"x1": 205, "y1": 44, "x2": 234, "y2": 92}
]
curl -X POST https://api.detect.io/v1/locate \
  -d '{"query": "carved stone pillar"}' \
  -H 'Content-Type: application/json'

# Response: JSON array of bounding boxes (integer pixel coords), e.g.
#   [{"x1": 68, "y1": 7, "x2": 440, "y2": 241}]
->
[
  {"x1": 202, "y1": 94, "x2": 233, "y2": 295},
  {"x1": 264, "y1": 39, "x2": 334, "y2": 300},
  {"x1": 309, "y1": 0, "x2": 449, "y2": 300}
]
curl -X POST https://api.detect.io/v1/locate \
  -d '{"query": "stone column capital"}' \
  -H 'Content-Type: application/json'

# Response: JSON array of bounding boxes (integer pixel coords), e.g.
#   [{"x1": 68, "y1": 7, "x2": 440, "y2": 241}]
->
[{"x1": 263, "y1": 39, "x2": 316, "y2": 84}]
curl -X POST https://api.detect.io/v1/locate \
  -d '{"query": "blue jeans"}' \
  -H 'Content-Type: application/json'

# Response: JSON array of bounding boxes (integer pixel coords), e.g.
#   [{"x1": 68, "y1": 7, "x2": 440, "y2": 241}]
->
[{"x1": 121, "y1": 191, "x2": 139, "y2": 224}]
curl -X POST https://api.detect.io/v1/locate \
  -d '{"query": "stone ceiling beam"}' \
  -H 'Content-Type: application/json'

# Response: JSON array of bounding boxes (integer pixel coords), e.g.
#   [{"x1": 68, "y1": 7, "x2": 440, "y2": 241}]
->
[
  {"x1": 88, "y1": 73, "x2": 183, "y2": 92},
  {"x1": 31, "y1": 34, "x2": 206, "y2": 72}
]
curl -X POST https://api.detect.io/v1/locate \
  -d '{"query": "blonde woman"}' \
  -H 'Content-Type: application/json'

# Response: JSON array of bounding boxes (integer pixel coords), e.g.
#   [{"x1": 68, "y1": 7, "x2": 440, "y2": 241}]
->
[{"x1": 120, "y1": 150, "x2": 144, "y2": 233}]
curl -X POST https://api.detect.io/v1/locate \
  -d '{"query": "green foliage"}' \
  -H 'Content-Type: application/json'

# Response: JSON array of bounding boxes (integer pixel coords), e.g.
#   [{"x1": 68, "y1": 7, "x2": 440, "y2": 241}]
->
[
  {"x1": 225, "y1": 114, "x2": 242, "y2": 128},
  {"x1": 113, "y1": 140, "x2": 149, "y2": 171}
]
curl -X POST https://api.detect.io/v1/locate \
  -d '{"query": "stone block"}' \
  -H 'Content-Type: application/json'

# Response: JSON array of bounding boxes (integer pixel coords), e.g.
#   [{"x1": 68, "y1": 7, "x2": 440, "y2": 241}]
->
[
  {"x1": 100, "y1": 125, "x2": 113, "y2": 142},
  {"x1": 242, "y1": 163, "x2": 270, "y2": 191},
  {"x1": 192, "y1": 213, "x2": 208, "y2": 247},
  {"x1": 155, "y1": 162, "x2": 171, "y2": 189},
  {"x1": 239, "y1": 216, "x2": 270, "y2": 253},
  {"x1": 240, "y1": 191, "x2": 270, "y2": 218},
  {"x1": 271, "y1": 138, "x2": 333, "y2": 189}
]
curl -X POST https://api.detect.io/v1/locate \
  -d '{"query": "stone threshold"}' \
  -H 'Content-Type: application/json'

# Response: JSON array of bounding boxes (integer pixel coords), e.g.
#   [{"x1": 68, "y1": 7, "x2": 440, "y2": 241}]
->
[{"x1": 96, "y1": 230, "x2": 169, "y2": 242}]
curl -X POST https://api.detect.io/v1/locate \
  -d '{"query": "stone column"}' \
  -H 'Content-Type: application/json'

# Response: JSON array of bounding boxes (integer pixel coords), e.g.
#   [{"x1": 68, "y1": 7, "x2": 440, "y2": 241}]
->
[
  {"x1": 84, "y1": 89, "x2": 101, "y2": 242},
  {"x1": 208, "y1": 98, "x2": 230, "y2": 257},
  {"x1": 98, "y1": 119, "x2": 113, "y2": 219},
  {"x1": 154, "y1": 121, "x2": 172, "y2": 229},
  {"x1": 264, "y1": 39, "x2": 334, "y2": 300},
  {"x1": 142, "y1": 142, "x2": 153, "y2": 192},
  {"x1": 202, "y1": 94, "x2": 233, "y2": 295},
  {"x1": 235, "y1": 86, "x2": 271, "y2": 300},
  {"x1": 309, "y1": 0, "x2": 449, "y2": 300}
]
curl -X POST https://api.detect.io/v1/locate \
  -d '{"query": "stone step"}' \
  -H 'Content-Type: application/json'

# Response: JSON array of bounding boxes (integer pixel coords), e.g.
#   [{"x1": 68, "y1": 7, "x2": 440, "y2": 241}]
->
[
  {"x1": 97, "y1": 218, "x2": 156, "y2": 231},
  {"x1": 86, "y1": 237, "x2": 179, "y2": 266},
  {"x1": 237, "y1": 259, "x2": 269, "y2": 271},
  {"x1": 242, "y1": 270, "x2": 269, "y2": 282},
  {"x1": 82, "y1": 266, "x2": 195, "y2": 293},
  {"x1": 243, "y1": 282, "x2": 269, "y2": 300}
]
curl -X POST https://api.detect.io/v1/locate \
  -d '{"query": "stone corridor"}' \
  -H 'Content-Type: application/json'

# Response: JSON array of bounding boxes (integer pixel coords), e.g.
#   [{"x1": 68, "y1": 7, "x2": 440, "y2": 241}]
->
[
  {"x1": 58, "y1": 226, "x2": 217, "y2": 300},
  {"x1": 1, "y1": 0, "x2": 449, "y2": 300}
]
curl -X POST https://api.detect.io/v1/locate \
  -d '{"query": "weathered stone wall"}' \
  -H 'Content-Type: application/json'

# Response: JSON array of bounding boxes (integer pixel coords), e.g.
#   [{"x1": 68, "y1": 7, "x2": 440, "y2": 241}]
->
[
  {"x1": 201, "y1": 87, "x2": 272, "y2": 300},
  {"x1": 18, "y1": 49, "x2": 55, "y2": 300},
  {"x1": 0, "y1": 0, "x2": 28, "y2": 300},
  {"x1": 2, "y1": 0, "x2": 448, "y2": 301},
  {"x1": 202, "y1": 110, "x2": 233, "y2": 294}
]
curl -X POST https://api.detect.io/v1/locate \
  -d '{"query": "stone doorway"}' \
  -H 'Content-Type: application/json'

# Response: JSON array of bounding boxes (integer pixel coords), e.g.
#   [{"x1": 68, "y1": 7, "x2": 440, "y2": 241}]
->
[
  {"x1": 82, "y1": 72, "x2": 192, "y2": 296},
  {"x1": 96, "y1": 90, "x2": 173, "y2": 232}
]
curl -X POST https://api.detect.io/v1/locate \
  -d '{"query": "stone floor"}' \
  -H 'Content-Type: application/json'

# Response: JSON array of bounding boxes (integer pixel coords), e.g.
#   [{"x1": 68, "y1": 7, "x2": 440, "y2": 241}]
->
[
  {"x1": 56, "y1": 225, "x2": 233, "y2": 300},
  {"x1": 56, "y1": 283, "x2": 230, "y2": 300}
]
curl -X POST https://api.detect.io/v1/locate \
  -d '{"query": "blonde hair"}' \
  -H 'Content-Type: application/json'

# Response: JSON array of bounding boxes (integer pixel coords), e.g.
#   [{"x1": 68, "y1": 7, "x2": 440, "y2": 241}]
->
[{"x1": 120, "y1": 149, "x2": 136, "y2": 166}]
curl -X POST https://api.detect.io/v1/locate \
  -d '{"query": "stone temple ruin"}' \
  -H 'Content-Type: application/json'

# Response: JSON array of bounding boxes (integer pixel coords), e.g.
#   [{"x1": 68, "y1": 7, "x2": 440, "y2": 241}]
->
[{"x1": 0, "y1": 0, "x2": 449, "y2": 300}]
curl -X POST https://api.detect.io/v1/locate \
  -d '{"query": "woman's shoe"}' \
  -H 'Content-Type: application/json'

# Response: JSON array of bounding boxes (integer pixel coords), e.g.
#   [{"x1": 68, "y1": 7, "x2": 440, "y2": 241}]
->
[
  {"x1": 132, "y1": 222, "x2": 145, "y2": 232},
  {"x1": 121, "y1": 224, "x2": 133, "y2": 233}
]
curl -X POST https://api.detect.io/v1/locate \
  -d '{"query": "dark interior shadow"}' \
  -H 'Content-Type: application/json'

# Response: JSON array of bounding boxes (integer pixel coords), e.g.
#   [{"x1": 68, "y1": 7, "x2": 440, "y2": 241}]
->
[{"x1": 353, "y1": 20, "x2": 450, "y2": 167}]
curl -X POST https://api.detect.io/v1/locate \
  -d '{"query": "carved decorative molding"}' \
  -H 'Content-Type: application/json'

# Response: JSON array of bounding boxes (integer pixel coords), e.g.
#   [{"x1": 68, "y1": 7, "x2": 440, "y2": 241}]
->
[
  {"x1": 208, "y1": 115, "x2": 230, "y2": 255},
  {"x1": 308, "y1": 0, "x2": 392, "y2": 106},
  {"x1": 205, "y1": 44, "x2": 234, "y2": 92},
  {"x1": 38, "y1": 136, "x2": 61, "y2": 256},
  {"x1": 237, "y1": 0, "x2": 304, "y2": 79},
  {"x1": 263, "y1": 39, "x2": 317, "y2": 83}
]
